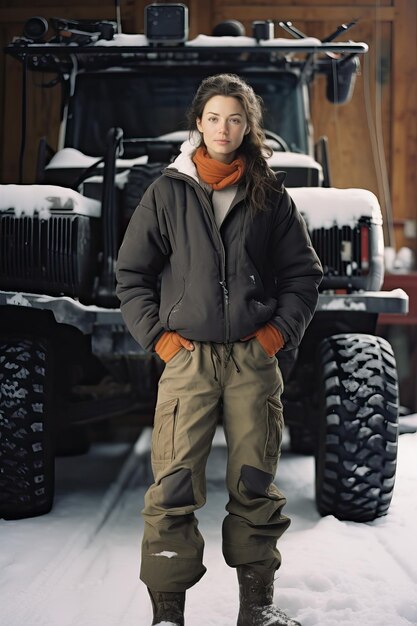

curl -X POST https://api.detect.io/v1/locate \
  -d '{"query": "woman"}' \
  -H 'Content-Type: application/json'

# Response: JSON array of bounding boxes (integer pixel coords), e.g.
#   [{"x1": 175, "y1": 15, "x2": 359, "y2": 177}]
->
[{"x1": 116, "y1": 73, "x2": 322, "y2": 626}]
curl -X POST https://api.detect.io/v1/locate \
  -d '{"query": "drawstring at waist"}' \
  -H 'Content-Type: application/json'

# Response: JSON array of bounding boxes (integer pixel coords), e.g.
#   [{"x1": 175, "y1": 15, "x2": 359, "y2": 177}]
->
[
  {"x1": 224, "y1": 343, "x2": 241, "y2": 374},
  {"x1": 210, "y1": 342, "x2": 241, "y2": 382}
]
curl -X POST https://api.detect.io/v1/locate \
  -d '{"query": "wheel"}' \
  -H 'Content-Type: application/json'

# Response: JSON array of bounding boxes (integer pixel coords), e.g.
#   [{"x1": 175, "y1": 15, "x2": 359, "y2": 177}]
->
[
  {"x1": 316, "y1": 333, "x2": 399, "y2": 522},
  {"x1": 0, "y1": 338, "x2": 55, "y2": 519},
  {"x1": 264, "y1": 129, "x2": 290, "y2": 151}
]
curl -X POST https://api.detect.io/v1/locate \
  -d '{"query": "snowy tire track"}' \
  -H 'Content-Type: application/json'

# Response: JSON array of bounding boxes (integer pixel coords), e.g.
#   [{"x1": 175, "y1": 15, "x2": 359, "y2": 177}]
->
[
  {"x1": 372, "y1": 525, "x2": 417, "y2": 583},
  {"x1": 1, "y1": 429, "x2": 152, "y2": 626}
]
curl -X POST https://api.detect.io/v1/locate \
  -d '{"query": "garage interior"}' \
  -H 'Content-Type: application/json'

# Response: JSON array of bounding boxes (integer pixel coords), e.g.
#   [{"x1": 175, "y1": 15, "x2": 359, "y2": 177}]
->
[{"x1": 0, "y1": 0, "x2": 416, "y2": 411}]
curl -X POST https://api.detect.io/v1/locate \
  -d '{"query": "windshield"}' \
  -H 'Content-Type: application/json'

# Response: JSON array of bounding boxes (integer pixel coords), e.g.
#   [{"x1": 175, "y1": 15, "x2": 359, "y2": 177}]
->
[{"x1": 66, "y1": 68, "x2": 307, "y2": 156}]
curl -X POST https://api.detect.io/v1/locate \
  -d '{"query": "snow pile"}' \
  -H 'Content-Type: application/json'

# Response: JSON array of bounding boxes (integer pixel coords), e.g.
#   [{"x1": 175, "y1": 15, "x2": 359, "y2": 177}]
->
[
  {"x1": 92, "y1": 33, "x2": 363, "y2": 50},
  {"x1": 45, "y1": 148, "x2": 148, "y2": 170},
  {"x1": 81, "y1": 170, "x2": 131, "y2": 190},
  {"x1": 187, "y1": 34, "x2": 257, "y2": 47},
  {"x1": 0, "y1": 184, "x2": 101, "y2": 218},
  {"x1": 268, "y1": 152, "x2": 323, "y2": 173},
  {"x1": 289, "y1": 187, "x2": 383, "y2": 229},
  {"x1": 95, "y1": 34, "x2": 148, "y2": 47},
  {"x1": 187, "y1": 35, "x2": 322, "y2": 47},
  {"x1": 45, "y1": 132, "x2": 189, "y2": 171},
  {"x1": 45, "y1": 148, "x2": 102, "y2": 169},
  {"x1": 260, "y1": 37, "x2": 323, "y2": 47}
]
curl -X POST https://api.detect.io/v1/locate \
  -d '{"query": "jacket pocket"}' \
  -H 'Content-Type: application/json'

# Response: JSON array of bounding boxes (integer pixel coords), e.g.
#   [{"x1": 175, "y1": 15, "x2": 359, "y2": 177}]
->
[
  {"x1": 264, "y1": 393, "x2": 284, "y2": 460},
  {"x1": 152, "y1": 397, "x2": 179, "y2": 463}
]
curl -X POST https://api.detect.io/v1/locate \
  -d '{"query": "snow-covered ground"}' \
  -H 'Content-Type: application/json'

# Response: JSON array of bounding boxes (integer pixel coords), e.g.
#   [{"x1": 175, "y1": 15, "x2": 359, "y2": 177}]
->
[{"x1": 1, "y1": 417, "x2": 417, "y2": 626}]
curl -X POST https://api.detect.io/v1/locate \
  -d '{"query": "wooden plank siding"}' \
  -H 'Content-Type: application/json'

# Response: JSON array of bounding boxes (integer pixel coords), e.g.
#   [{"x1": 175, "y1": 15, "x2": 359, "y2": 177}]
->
[
  {"x1": 391, "y1": 0, "x2": 417, "y2": 250},
  {"x1": 0, "y1": 0, "x2": 415, "y2": 252}
]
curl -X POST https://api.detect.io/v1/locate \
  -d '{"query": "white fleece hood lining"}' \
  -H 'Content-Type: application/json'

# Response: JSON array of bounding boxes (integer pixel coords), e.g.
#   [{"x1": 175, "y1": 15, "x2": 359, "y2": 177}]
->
[{"x1": 167, "y1": 133, "x2": 202, "y2": 181}]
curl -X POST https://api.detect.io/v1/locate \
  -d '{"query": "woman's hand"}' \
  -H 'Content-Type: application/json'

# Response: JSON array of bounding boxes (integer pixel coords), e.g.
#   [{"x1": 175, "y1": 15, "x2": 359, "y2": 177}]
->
[
  {"x1": 155, "y1": 331, "x2": 194, "y2": 363},
  {"x1": 241, "y1": 323, "x2": 284, "y2": 357}
]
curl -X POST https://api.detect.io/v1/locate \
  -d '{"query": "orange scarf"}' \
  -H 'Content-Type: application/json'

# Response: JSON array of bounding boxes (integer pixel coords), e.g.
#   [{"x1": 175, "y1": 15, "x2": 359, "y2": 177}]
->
[{"x1": 192, "y1": 146, "x2": 245, "y2": 190}]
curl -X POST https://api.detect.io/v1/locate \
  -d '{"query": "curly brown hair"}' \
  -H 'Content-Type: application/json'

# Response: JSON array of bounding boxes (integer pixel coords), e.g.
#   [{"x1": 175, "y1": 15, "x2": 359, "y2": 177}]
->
[{"x1": 187, "y1": 73, "x2": 278, "y2": 214}]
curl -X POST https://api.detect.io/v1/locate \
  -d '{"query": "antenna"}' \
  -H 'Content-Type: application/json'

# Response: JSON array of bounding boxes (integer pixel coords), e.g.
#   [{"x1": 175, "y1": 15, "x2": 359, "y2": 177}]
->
[
  {"x1": 278, "y1": 21, "x2": 308, "y2": 39},
  {"x1": 115, "y1": 0, "x2": 122, "y2": 34},
  {"x1": 321, "y1": 20, "x2": 358, "y2": 43}
]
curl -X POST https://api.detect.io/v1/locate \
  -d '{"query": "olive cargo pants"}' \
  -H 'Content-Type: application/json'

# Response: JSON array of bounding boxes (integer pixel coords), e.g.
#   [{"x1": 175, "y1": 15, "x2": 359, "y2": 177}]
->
[{"x1": 140, "y1": 339, "x2": 290, "y2": 593}]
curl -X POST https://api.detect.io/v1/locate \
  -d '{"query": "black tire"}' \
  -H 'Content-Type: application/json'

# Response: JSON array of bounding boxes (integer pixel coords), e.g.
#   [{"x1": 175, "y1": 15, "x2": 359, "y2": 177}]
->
[
  {"x1": 316, "y1": 333, "x2": 399, "y2": 522},
  {"x1": 0, "y1": 338, "x2": 55, "y2": 519}
]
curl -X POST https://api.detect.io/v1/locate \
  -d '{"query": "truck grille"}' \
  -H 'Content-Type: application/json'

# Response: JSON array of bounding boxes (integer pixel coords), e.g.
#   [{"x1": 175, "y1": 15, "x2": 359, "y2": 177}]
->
[
  {"x1": 0, "y1": 213, "x2": 98, "y2": 301},
  {"x1": 310, "y1": 219, "x2": 370, "y2": 291}
]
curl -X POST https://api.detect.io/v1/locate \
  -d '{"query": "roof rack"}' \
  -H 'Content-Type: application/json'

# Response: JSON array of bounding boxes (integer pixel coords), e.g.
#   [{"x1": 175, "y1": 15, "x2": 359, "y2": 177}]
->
[{"x1": 5, "y1": 37, "x2": 368, "y2": 78}]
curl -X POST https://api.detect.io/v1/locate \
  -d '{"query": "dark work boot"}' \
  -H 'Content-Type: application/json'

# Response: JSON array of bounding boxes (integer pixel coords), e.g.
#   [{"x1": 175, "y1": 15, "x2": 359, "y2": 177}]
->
[
  {"x1": 148, "y1": 588, "x2": 185, "y2": 626},
  {"x1": 237, "y1": 565, "x2": 301, "y2": 626}
]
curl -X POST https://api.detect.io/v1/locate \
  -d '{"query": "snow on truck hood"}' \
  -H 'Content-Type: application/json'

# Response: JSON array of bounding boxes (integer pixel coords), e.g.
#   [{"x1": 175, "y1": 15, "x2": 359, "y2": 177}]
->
[
  {"x1": 45, "y1": 147, "x2": 149, "y2": 169},
  {"x1": 290, "y1": 187, "x2": 383, "y2": 229},
  {"x1": 0, "y1": 181, "x2": 382, "y2": 229},
  {"x1": 0, "y1": 184, "x2": 101, "y2": 218}
]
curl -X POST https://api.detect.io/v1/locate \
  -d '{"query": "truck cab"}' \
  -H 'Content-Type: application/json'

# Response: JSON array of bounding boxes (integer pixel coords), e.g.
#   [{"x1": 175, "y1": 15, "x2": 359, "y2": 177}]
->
[{"x1": 0, "y1": 13, "x2": 407, "y2": 521}]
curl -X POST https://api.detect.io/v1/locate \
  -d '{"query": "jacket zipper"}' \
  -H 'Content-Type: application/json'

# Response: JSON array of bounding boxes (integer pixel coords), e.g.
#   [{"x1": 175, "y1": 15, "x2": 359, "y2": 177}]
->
[
  {"x1": 219, "y1": 279, "x2": 229, "y2": 342},
  {"x1": 196, "y1": 184, "x2": 230, "y2": 343},
  {"x1": 165, "y1": 169, "x2": 237, "y2": 343}
]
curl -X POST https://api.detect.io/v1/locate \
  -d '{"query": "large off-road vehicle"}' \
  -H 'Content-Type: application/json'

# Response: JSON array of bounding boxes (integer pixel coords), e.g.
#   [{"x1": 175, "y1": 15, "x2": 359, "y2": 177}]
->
[{"x1": 0, "y1": 10, "x2": 408, "y2": 521}]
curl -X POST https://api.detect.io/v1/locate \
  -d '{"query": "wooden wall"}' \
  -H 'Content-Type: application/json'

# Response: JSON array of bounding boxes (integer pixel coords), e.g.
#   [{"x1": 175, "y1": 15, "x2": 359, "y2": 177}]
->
[{"x1": 0, "y1": 0, "x2": 416, "y2": 251}]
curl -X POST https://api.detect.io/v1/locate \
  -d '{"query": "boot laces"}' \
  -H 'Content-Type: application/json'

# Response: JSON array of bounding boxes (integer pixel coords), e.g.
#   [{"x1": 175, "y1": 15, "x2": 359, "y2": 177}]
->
[{"x1": 239, "y1": 571, "x2": 301, "y2": 625}]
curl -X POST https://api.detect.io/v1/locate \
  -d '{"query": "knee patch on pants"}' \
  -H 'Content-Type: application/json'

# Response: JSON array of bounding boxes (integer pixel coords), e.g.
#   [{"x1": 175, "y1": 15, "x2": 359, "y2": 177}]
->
[
  {"x1": 240, "y1": 464, "x2": 274, "y2": 497},
  {"x1": 160, "y1": 467, "x2": 195, "y2": 508}
]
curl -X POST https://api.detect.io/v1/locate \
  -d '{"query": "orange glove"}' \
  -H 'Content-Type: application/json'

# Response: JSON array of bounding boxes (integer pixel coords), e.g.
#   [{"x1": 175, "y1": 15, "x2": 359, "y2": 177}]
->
[
  {"x1": 154, "y1": 331, "x2": 194, "y2": 363},
  {"x1": 242, "y1": 323, "x2": 285, "y2": 357},
  {"x1": 256, "y1": 323, "x2": 285, "y2": 356}
]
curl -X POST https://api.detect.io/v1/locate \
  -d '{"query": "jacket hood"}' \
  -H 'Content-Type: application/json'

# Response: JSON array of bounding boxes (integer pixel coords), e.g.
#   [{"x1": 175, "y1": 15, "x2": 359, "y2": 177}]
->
[{"x1": 167, "y1": 133, "x2": 201, "y2": 181}]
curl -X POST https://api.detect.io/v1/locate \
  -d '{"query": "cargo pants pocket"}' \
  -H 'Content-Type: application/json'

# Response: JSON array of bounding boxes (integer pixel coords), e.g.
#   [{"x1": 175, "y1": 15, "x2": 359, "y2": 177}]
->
[
  {"x1": 151, "y1": 397, "x2": 179, "y2": 465},
  {"x1": 264, "y1": 393, "x2": 284, "y2": 461}
]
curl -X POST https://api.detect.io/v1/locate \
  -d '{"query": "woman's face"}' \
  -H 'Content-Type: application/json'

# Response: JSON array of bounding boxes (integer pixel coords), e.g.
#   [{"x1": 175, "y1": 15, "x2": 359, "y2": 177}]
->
[{"x1": 196, "y1": 95, "x2": 249, "y2": 164}]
